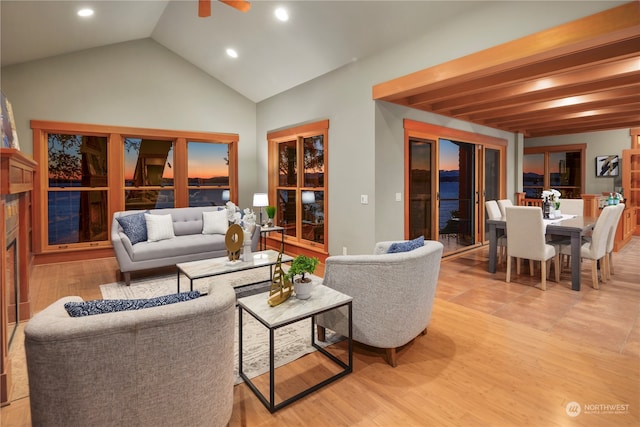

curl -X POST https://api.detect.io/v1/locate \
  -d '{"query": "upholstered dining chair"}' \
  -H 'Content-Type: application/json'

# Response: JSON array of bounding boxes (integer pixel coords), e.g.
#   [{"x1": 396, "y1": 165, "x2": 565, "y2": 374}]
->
[
  {"x1": 497, "y1": 199, "x2": 513, "y2": 217},
  {"x1": 604, "y1": 203, "x2": 625, "y2": 280},
  {"x1": 559, "y1": 205, "x2": 618, "y2": 290},
  {"x1": 485, "y1": 200, "x2": 507, "y2": 264},
  {"x1": 505, "y1": 206, "x2": 560, "y2": 291},
  {"x1": 559, "y1": 198, "x2": 584, "y2": 216}
]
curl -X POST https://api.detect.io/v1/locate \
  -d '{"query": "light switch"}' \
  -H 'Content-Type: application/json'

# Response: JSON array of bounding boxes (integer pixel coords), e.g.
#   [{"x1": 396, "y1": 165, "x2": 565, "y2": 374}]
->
[
  {"x1": 395, "y1": 192, "x2": 402, "y2": 202},
  {"x1": 360, "y1": 194, "x2": 368, "y2": 204}
]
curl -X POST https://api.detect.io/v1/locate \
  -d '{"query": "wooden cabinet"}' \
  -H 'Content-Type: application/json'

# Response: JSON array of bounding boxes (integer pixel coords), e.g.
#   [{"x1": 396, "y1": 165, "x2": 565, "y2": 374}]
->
[
  {"x1": 622, "y1": 149, "x2": 640, "y2": 243},
  {"x1": 613, "y1": 205, "x2": 636, "y2": 251}
]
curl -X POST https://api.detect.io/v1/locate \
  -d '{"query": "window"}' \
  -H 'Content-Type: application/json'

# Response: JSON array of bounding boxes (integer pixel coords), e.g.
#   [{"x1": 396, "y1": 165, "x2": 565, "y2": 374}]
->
[
  {"x1": 268, "y1": 120, "x2": 328, "y2": 254},
  {"x1": 523, "y1": 144, "x2": 585, "y2": 199},
  {"x1": 32, "y1": 121, "x2": 238, "y2": 255}
]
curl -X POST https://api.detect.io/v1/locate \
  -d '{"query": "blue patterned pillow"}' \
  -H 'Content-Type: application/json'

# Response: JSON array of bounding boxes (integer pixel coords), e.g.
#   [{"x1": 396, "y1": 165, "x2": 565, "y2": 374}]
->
[
  {"x1": 64, "y1": 291, "x2": 201, "y2": 317},
  {"x1": 116, "y1": 212, "x2": 148, "y2": 245},
  {"x1": 387, "y1": 236, "x2": 425, "y2": 254}
]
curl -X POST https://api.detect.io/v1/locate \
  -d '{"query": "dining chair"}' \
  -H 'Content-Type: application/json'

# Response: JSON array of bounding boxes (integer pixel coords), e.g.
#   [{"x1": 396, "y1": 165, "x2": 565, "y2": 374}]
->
[
  {"x1": 505, "y1": 206, "x2": 560, "y2": 291},
  {"x1": 559, "y1": 199, "x2": 584, "y2": 216},
  {"x1": 497, "y1": 199, "x2": 513, "y2": 217},
  {"x1": 559, "y1": 205, "x2": 618, "y2": 290},
  {"x1": 485, "y1": 200, "x2": 507, "y2": 264},
  {"x1": 604, "y1": 203, "x2": 625, "y2": 280}
]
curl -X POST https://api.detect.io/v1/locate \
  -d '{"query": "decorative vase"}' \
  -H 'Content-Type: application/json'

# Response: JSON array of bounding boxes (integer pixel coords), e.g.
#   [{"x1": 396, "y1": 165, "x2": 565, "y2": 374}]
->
[{"x1": 294, "y1": 279, "x2": 313, "y2": 300}]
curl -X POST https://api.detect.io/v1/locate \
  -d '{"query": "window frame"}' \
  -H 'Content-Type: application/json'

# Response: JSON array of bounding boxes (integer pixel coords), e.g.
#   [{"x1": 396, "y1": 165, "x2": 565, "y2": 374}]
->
[
  {"x1": 32, "y1": 120, "x2": 238, "y2": 254},
  {"x1": 523, "y1": 144, "x2": 586, "y2": 199},
  {"x1": 267, "y1": 119, "x2": 328, "y2": 255}
]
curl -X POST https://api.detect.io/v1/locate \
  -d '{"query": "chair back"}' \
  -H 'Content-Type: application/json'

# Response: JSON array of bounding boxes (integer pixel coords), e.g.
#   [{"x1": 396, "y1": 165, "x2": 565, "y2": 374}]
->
[
  {"x1": 485, "y1": 200, "x2": 502, "y2": 220},
  {"x1": 606, "y1": 203, "x2": 625, "y2": 253},
  {"x1": 497, "y1": 199, "x2": 513, "y2": 217},
  {"x1": 560, "y1": 199, "x2": 584, "y2": 216},
  {"x1": 505, "y1": 206, "x2": 547, "y2": 260},
  {"x1": 587, "y1": 205, "x2": 618, "y2": 259}
]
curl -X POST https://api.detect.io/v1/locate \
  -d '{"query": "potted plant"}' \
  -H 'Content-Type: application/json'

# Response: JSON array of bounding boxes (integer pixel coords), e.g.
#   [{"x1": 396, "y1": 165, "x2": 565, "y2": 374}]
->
[
  {"x1": 286, "y1": 255, "x2": 319, "y2": 300},
  {"x1": 265, "y1": 206, "x2": 276, "y2": 226}
]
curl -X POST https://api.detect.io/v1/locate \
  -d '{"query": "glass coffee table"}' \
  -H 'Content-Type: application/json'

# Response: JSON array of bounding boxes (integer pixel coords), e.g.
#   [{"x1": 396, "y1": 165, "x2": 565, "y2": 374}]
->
[
  {"x1": 175, "y1": 249, "x2": 293, "y2": 293},
  {"x1": 238, "y1": 284, "x2": 353, "y2": 413}
]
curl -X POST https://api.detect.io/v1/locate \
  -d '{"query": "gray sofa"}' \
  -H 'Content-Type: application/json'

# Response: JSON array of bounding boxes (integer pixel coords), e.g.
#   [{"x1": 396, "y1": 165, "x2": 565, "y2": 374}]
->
[
  {"x1": 316, "y1": 239, "x2": 444, "y2": 366},
  {"x1": 25, "y1": 281, "x2": 236, "y2": 427},
  {"x1": 112, "y1": 206, "x2": 260, "y2": 285}
]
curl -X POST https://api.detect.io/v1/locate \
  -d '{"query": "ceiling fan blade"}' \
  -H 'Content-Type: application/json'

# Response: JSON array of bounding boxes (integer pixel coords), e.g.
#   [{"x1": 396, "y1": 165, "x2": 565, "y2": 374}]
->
[
  {"x1": 198, "y1": 0, "x2": 211, "y2": 17},
  {"x1": 219, "y1": 1, "x2": 251, "y2": 13}
]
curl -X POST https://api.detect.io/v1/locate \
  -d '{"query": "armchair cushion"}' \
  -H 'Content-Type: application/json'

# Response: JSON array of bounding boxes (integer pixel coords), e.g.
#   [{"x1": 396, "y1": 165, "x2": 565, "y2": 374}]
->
[
  {"x1": 64, "y1": 291, "x2": 201, "y2": 317},
  {"x1": 116, "y1": 212, "x2": 148, "y2": 245},
  {"x1": 387, "y1": 235, "x2": 424, "y2": 253}
]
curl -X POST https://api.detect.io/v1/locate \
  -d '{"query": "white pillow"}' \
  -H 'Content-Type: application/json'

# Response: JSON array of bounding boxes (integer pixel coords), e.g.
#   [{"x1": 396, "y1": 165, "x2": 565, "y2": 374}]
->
[
  {"x1": 202, "y1": 210, "x2": 229, "y2": 235},
  {"x1": 144, "y1": 213, "x2": 175, "y2": 242}
]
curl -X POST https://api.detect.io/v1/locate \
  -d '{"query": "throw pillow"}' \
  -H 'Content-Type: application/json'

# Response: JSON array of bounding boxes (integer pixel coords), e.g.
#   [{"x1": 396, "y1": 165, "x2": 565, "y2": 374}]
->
[
  {"x1": 116, "y1": 212, "x2": 148, "y2": 245},
  {"x1": 64, "y1": 291, "x2": 201, "y2": 317},
  {"x1": 387, "y1": 235, "x2": 425, "y2": 254},
  {"x1": 145, "y1": 213, "x2": 175, "y2": 242},
  {"x1": 202, "y1": 209, "x2": 229, "y2": 235}
]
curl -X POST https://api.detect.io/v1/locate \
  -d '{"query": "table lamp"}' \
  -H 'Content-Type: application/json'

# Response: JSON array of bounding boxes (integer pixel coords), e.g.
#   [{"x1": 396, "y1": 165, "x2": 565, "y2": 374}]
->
[{"x1": 253, "y1": 193, "x2": 268, "y2": 226}]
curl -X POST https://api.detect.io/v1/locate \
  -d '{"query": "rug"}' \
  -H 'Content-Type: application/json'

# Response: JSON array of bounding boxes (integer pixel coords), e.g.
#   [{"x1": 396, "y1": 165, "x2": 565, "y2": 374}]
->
[{"x1": 100, "y1": 270, "x2": 341, "y2": 385}]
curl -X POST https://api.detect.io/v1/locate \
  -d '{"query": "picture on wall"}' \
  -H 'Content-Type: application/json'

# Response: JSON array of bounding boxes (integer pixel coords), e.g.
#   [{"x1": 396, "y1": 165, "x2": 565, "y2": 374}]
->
[
  {"x1": 595, "y1": 155, "x2": 619, "y2": 177},
  {"x1": 1, "y1": 91, "x2": 20, "y2": 150}
]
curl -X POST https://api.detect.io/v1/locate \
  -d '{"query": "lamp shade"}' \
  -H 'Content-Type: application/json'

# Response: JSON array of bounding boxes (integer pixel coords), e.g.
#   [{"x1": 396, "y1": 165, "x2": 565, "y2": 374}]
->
[
  {"x1": 301, "y1": 191, "x2": 316, "y2": 204},
  {"x1": 221, "y1": 190, "x2": 230, "y2": 202},
  {"x1": 253, "y1": 193, "x2": 268, "y2": 207}
]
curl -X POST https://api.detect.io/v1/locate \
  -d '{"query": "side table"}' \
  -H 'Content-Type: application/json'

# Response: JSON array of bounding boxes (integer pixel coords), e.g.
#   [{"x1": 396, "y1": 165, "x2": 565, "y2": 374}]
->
[
  {"x1": 237, "y1": 284, "x2": 352, "y2": 413},
  {"x1": 259, "y1": 225, "x2": 285, "y2": 251}
]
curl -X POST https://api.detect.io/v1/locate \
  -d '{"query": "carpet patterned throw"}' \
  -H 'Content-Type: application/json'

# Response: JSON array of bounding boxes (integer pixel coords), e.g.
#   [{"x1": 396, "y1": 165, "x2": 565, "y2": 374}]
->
[{"x1": 100, "y1": 270, "x2": 341, "y2": 384}]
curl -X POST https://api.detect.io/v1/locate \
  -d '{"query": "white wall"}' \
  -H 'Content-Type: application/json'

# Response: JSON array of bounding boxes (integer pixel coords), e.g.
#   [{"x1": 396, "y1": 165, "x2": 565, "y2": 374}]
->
[
  {"x1": 525, "y1": 129, "x2": 631, "y2": 196},
  {"x1": 0, "y1": 38, "x2": 259, "y2": 208}
]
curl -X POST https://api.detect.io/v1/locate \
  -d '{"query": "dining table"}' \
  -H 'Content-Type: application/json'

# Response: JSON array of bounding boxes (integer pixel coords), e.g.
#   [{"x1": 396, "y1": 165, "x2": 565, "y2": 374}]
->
[{"x1": 487, "y1": 215, "x2": 598, "y2": 291}]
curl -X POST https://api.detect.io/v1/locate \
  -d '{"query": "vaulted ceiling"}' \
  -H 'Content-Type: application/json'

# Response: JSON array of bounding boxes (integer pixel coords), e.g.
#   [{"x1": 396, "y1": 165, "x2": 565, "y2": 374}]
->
[{"x1": 373, "y1": 2, "x2": 640, "y2": 138}]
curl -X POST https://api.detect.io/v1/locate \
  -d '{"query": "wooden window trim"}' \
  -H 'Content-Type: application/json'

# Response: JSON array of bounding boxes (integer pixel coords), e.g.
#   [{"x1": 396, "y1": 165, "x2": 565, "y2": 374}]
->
[
  {"x1": 267, "y1": 120, "x2": 329, "y2": 257},
  {"x1": 32, "y1": 120, "x2": 238, "y2": 256}
]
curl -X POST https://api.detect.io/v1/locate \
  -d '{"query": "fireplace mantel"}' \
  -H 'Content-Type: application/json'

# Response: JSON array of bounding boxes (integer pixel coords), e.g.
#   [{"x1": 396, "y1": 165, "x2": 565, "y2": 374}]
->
[{"x1": 1, "y1": 148, "x2": 37, "y2": 406}]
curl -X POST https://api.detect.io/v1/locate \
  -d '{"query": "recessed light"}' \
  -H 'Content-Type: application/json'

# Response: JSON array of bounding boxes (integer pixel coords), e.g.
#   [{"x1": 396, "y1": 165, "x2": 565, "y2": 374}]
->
[
  {"x1": 77, "y1": 8, "x2": 94, "y2": 17},
  {"x1": 275, "y1": 8, "x2": 289, "y2": 22},
  {"x1": 226, "y1": 48, "x2": 238, "y2": 58}
]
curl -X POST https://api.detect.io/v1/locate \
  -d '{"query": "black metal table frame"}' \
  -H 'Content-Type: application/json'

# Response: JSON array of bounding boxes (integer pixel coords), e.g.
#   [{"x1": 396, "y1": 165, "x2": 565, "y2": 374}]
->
[
  {"x1": 238, "y1": 302, "x2": 353, "y2": 413},
  {"x1": 259, "y1": 226, "x2": 285, "y2": 251}
]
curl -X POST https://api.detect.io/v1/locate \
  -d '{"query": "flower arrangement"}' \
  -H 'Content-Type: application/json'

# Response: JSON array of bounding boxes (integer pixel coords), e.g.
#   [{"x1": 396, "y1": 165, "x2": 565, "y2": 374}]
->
[
  {"x1": 541, "y1": 189, "x2": 561, "y2": 209},
  {"x1": 225, "y1": 201, "x2": 241, "y2": 224}
]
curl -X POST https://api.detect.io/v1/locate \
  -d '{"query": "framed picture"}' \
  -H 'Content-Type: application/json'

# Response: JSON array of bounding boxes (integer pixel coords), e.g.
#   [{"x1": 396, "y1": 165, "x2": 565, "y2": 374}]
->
[{"x1": 595, "y1": 155, "x2": 619, "y2": 177}]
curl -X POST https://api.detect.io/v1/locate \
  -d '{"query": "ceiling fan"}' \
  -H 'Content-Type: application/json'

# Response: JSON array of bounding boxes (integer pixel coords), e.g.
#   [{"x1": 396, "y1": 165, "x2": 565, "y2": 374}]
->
[{"x1": 198, "y1": 0, "x2": 251, "y2": 17}]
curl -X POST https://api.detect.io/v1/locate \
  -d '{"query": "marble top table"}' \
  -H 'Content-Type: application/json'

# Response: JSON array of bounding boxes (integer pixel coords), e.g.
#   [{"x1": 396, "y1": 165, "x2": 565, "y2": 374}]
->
[
  {"x1": 176, "y1": 249, "x2": 293, "y2": 293},
  {"x1": 237, "y1": 284, "x2": 353, "y2": 412}
]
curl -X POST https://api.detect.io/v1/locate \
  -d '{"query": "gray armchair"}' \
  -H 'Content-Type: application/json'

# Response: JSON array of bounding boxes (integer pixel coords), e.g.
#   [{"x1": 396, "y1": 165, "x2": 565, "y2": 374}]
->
[
  {"x1": 316, "y1": 239, "x2": 444, "y2": 367},
  {"x1": 25, "y1": 282, "x2": 236, "y2": 427}
]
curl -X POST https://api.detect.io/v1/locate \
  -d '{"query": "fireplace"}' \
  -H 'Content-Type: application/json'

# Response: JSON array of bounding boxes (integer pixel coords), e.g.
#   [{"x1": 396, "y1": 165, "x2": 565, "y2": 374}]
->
[{"x1": 5, "y1": 197, "x2": 19, "y2": 347}]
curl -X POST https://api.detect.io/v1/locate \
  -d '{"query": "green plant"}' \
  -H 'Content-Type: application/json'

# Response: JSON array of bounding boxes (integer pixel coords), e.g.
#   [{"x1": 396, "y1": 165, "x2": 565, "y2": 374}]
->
[
  {"x1": 265, "y1": 205, "x2": 276, "y2": 219},
  {"x1": 286, "y1": 255, "x2": 319, "y2": 283}
]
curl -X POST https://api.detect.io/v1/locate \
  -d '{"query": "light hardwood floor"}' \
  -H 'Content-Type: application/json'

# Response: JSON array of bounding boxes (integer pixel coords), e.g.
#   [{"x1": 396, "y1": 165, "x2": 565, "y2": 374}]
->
[{"x1": 2, "y1": 238, "x2": 639, "y2": 426}]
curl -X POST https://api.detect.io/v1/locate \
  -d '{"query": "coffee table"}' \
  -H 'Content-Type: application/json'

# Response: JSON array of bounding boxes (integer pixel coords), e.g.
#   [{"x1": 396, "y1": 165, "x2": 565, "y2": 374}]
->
[
  {"x1": 238, "y1": 284, "x2": 353, "y2": 413},
  {"x1": 175, "y1": 249, "x2": 293, "y2": 293}
]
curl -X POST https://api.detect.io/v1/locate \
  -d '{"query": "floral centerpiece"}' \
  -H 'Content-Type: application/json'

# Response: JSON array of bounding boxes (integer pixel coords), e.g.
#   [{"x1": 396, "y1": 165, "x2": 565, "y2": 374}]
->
[
  {"x1": 225, "y1": 201, "x2": 241, "y2": 224},
  {"x1": 541, "y1": 189, "x2": 561, "y2": 209}
]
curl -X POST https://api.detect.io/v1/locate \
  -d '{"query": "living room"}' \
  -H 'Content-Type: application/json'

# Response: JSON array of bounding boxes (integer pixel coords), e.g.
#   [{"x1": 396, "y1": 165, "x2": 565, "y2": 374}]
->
[{"x1": 1, "y1": 1, "x2": 639, "y2": 425}]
